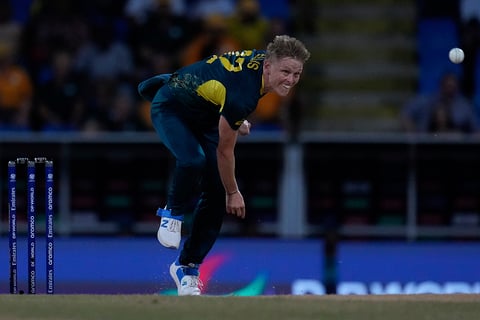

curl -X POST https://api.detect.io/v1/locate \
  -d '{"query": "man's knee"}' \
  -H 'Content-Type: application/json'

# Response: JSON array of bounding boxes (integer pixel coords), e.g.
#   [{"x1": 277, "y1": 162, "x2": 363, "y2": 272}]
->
[{"x1": 178, "y1": 156, "x2": 206, "y2": 172}]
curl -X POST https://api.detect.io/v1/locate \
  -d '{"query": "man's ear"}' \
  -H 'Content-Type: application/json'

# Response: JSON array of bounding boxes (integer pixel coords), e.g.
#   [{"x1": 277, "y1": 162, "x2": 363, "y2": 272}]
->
[
  {"x1": 263, "y1": 59, "x2": 271, "y2": 76},
  {"x1": 263, "y1": 59, "x2": 270, "y2": 69}
]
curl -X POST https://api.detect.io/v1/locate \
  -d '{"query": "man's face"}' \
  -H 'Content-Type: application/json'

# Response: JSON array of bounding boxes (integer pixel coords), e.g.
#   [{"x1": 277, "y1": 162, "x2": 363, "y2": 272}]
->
[{"x1": 263, "y1": 57, "x2": 304, "y2": 96}]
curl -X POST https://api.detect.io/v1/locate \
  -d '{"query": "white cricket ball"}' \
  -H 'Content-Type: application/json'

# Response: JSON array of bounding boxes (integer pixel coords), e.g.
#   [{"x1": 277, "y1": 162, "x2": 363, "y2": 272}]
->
[{"x1": 449, "y1": 47, "x2": 464, "y2": 64}]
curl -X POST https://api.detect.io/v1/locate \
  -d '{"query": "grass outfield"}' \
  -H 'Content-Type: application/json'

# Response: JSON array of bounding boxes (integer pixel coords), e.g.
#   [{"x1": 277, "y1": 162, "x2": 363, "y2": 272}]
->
[{"x1": 0, "y1": 294, "x2": 480, "y2": 320}]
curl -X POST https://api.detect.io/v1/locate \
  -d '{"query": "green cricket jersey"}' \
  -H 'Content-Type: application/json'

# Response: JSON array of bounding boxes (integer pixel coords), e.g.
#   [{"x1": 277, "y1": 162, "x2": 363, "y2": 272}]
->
[{"x1": 166, "y1": 49, "x2": 266, "y2": 130}]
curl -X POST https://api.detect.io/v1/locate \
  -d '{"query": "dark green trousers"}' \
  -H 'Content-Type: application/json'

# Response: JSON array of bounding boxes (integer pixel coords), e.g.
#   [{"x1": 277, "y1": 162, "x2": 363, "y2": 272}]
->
[{"x1": 150, "y1": 84, "x2": 226, "y2": 265}]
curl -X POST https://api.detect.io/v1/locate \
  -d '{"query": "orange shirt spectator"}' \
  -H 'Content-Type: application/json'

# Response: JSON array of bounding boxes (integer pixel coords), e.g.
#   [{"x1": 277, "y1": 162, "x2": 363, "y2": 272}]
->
[
  {"x1": 0, "y1": 44, "x2": 33, "y2": 130},
  {"x1": 181, "y1": 14, "x2": 240, "y2": 66}
]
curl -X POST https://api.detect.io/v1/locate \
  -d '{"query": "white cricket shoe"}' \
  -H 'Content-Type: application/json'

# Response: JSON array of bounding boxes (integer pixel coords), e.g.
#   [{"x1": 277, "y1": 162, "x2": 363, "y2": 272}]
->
[
  {"x1": 170, "y1": 258, "x2": 202, "y2": 296},
  {"x1": 156, "y1": 207, "x2": 183, "y2": 249}
]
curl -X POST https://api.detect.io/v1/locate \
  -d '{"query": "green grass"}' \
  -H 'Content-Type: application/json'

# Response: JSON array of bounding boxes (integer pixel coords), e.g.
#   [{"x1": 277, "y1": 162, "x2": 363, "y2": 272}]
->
[{"x1": 0, "y1": 294, "x2": 480, "y2": 320}]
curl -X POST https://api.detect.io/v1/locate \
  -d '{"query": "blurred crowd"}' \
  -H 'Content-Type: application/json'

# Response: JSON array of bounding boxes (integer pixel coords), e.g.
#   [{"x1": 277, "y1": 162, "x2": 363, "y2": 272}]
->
[
  {"x1": 0, "y1": 0, "x2": 298, "y2": 133},
  {"x1": 401, "y1": 0, "x2": 480, "y2": 135},
  {"x1": 6, "y1": 0, "x2": 479, "y2": 136}
]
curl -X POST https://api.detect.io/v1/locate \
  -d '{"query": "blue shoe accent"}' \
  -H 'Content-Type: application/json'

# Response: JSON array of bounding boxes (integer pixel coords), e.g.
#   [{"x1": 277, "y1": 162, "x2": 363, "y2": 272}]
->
[
  {"x1": 170, "y1": 258, "x2": 202, "y2": 295},
  {"x1": 156, "y1": 207, "x2": 183, "y2": 221},
  {"x1": 157, "y1": 207, "x2": 182, "y2": 249},
  {"x1": 174, "y1": 258, "x2": 199, "y2": 277}
]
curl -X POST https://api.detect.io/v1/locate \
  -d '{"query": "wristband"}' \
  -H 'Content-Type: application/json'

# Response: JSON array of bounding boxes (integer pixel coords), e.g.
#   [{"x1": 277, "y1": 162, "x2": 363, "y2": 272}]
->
[{"x1": 227, "y1": 190, "x2": 238, "y2": 196}]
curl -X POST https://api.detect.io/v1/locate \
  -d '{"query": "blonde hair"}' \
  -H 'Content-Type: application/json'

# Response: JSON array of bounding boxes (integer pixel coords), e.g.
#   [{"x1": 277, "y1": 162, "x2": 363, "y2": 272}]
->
[{"x1": 265, "y1": 35, "x2": 310, "y2": 63}]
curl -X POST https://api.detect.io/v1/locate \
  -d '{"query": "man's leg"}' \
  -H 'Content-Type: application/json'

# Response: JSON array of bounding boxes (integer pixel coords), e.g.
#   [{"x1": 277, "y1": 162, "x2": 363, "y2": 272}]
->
[
  {"x1": 180, "y1": 129, "x2": 225, "y2": 265},
  {"x1": 151, "y1": 103, "x2": 206, "y2": 248}
]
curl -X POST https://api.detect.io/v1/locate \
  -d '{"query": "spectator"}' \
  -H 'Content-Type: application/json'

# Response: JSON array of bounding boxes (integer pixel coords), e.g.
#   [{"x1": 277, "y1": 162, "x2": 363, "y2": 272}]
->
[
  {"x1": 401, "y1": 73, "x2": 478, "y2": 134},
  {"x1": 102, "y1": 85, "x2": 139, "y2": 131},
  {"x1": 33, "y1": 49, "x2": 86, "y2": 131},
  {"x1": 74, "y1": 21, "x2": 134, "y2": 84},
  {"x1": 0, "y1": 1, "x2": 22, "y2": 56},
  {"x1": 73, "y1": 19, "x2": 135, "y2": 133},
  {"x1": 124, "y1": 0, "x2": 186, "y2": 24},
  {"x1": 189, "y1": 0, "x2": 236, "y2": 21},
  {"x1": 180, "y1": 13, "x2": 240, "y2": 66},
  {"x1": 0, "y1": 43, "x2": 33, "y2": 131},
  {"x1": 227, "y1": 0, "x2": 269, "y2": 49},
  {"x1": 127, "y1": 0, "x2": 196, "y2": 76},
  {"x1": 83, "y1": 80, "x2": 115, "y2": 132},
  {"x1": 20, "y1": 1, "x2": 89, "y2": 83},
  {"x1": 83, "y1": 82, "x2": 139, "y2": 132}
]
